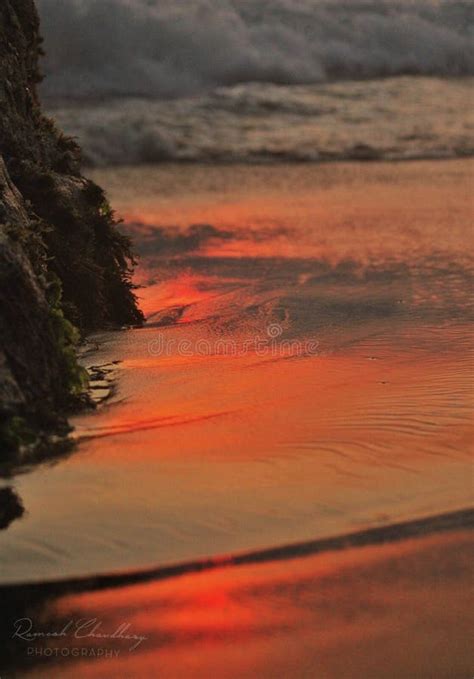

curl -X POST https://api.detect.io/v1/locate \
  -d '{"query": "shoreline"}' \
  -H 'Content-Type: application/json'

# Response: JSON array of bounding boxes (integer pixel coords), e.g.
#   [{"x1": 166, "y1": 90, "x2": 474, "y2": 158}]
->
[
  {"x1": 2, "y1": 158, "x2": 471, "y2": 585},
  {"x1": 1, "y1": 506, "x2": 472, "y2": 593},
  {"x1": 1, "y1": 509, "x2": 473, "y2": 678},
  {"x1": 81, "y1": 151, "x2": 474, "y2": 171}
]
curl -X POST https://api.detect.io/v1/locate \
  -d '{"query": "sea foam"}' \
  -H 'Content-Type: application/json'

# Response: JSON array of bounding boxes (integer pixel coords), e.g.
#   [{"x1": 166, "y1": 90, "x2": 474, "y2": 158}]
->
[
  {"x1": 37, "y1": 0, "x2": 474, "y2": 99},
  {"x1": 47, "y1": 78, "x2": 474, "y2": 165}
]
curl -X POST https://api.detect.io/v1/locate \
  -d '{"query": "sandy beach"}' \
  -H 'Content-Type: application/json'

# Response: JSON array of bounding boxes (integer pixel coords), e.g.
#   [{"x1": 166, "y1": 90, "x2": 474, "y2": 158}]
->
[
  {"x1": 1, "y1": 159, "x2": 472, "y2": 676},
  {"x1": 3, "y1": 517, "x2": 473, "y2": 678},
  {"x1": 1, "y1": 1, "x2": 473, "y2": 676},
  {"x1": 1, "y1": 159, "x2": 473, "y2": 582}
]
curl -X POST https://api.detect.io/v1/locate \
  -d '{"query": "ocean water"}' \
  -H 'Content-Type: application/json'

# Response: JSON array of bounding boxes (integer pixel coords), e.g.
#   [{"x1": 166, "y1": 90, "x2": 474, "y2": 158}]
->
[
  {"x1": 1, "y1": 160, "x2": 472, "y2": 584},
  {"x1": 36, "y1": 0, "x2": 474, "y2": 165}
]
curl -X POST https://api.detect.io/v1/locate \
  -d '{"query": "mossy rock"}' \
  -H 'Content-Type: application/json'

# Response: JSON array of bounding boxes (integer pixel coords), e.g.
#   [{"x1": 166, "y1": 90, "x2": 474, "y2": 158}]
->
[{"x1": 0, "y1": 0, "x2": 143, "y2": 464}]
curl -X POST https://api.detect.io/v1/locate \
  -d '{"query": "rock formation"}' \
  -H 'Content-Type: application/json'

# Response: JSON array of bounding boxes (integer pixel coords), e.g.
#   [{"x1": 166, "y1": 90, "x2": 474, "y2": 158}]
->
[{"x1": 0, "y1": 0, "x2": 143, "y2": 463}]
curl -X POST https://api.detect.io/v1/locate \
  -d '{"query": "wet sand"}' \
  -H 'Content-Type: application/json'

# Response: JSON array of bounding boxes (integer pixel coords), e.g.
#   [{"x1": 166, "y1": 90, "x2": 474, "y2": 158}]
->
[
  {"x1": 2, "y1": 159, "x2": 472, "y2": 583},
  {"x1": 3, "y1": 519, "x2": 473, "y2": 678},
  {"x1": 0, "y1": 159, "x2": 472, "y2": 676}
]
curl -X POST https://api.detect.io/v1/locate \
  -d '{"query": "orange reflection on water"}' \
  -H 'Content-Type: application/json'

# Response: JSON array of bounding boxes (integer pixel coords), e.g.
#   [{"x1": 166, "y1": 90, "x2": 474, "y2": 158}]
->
[
  {"x1": 29, "y1": 529, "x2": 473, "y2": 679},
  {"x1": 135, "y1": 273, "x2": 216, "y2": 319},
  {"x1": 120, "y1": 160, "x2": 474, "y2": 267}
]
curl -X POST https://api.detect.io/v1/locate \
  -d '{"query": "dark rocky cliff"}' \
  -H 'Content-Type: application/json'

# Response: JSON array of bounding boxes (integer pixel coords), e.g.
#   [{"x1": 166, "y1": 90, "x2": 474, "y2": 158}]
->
[{"x1": 0, "y1": 0, "x2": 143, "y2": 463}]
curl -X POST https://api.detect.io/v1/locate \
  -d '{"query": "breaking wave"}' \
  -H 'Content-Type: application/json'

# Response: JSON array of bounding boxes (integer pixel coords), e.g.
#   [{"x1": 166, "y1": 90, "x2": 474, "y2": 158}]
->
[
  {"x1": 47, "y1": 78, "x2": 474, "y2": 165},
  {"x1": 37, "y1": 0, "x2": 474, "y2": 99}
]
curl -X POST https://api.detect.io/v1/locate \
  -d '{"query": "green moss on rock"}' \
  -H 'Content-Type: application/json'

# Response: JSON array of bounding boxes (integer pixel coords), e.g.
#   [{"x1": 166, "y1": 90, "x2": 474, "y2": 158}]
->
[{"x1": 0, "y1": 0, "x2": 143, "y2": 464}]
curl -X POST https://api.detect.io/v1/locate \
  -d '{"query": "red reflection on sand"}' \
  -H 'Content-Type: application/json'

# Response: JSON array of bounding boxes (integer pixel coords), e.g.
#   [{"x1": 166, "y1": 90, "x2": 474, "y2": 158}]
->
[
  {"x1": 135, "y1": 273, "x2": 212, "y2": 319},
  {"x1": 36, "y1": 530, "x2": 473, "y2": 679}
]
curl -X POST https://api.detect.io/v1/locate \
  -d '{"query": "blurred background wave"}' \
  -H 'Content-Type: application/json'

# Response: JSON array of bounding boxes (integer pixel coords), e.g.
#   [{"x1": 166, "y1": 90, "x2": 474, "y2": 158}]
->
[{"x1": 36, "y1": 1, "x2": 474, "y2": 164}]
